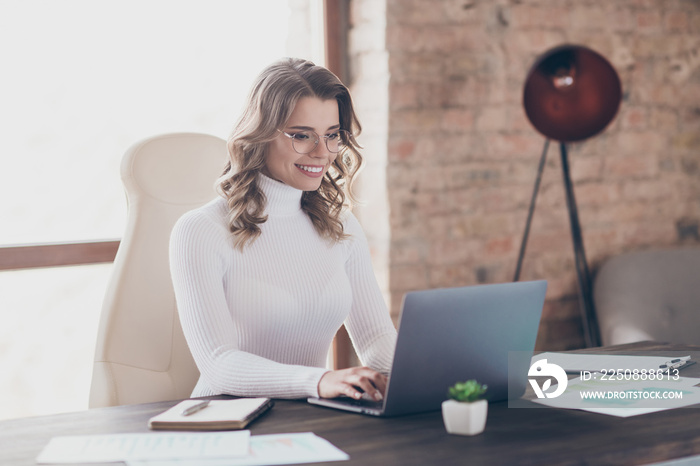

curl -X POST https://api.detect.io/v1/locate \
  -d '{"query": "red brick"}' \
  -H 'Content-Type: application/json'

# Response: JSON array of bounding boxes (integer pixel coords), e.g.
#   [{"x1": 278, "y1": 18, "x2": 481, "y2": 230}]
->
[
  {"x1": 636, "y1": 11, "x2": 663, "y2": 33},
  {"x1": 427, "y1": 238, "x2": 481, "y2": 266},
  {"x1": 441, "y1": 0, "x2": 485, "y2": 25},
  {"x1": 427, "y1": 265, "x2": 475, "y2": 288},
  {"x1": 612, "y1": 132, "x2": 667, "y2": 158},
  {"x1": 570, "y1": 157, "x2": 605, "y2": 182},
  {"x1": 440, "y1": 109, "x2": 475, "y2": 132},
  {"x1": 389, "y1": 83, "x2": 419, "y2": 111},
  {"x1": 692, "y1": 12, "x2": 700, "y2": 32},
  {"x1": 389, "y1": 109, "x2": 443, "y2": 134},
  {"x1": 415, "y1": 191, "x2": 452, "y2": 216},
  {"x1": 633, "y1": 35, "x2": 686, "y2": 59},
  {"x1": 389, "y1": 264, "x2": 428, "y2": 291},
  {"x1": 475, "y1": 184, "x2": 534, "y2": 213},
  {"x1": 455, "y1": 214, "x2": 521, "y2": 239},
  {"x1": 665, "y1": 10, "x2": 690, "y2": 32},
  {"x1": 541, "y1": 298, "x2": 580, "y2": 322},
  {"x1": 574, "y1": 183, "x2": 622, "y2": 207},
  {"x1": 570, "y1": 5, "x2": 608, "y2": 31},
  {"x1": 442, "y1": 78, "x2": 490, "y2": 106},
  {"x1": 681, "y1": 107, "x2": 700, "y2": 131},
  {"x1": 485, "y1": 237, "x2": 514, "y2": 256},
  {"x1": 525, "y1": 231, "x2": 573, "y2": 257},
  {"x1": 606, "y1": 153, "x2": 659, "y2": 178},
  {"x1": 619, "y1": 221, "x2": 677, "y2": 246},
  {"x1": 389, "y1": 53, "x2": 445, "y2": 83},
  {"x1": 390, "y1": 240, "x2": 425, "y2": 265},
  {"x1": 387, "y1": 0, "x2": 446, "y2": 25},
  {"x1": 620, "y1": 106, "x2": 649, "y2": 130},
  {"x1": 671, "y1": 132, "x2": 700, "y2": 153},
  {"x1": 388, "y1": 139, "x2": 416, "y2": 162},
  {"x1": 475, "y1": 106, "x2": 508, "y2": 132},
  {"x1": 650, "y1": 108, "x2": 680, "y2": 132},
  {"x1": 445, "y1": 164, "x2": 503, "y2": 190},
  {"x1": 611, "y1": 7, "x2": 637, "y2": 32},
  {"x1": 619, "y1": 179, "x2": 675, "y2": 203},
  {"x1": 484, "y1": 133, "x2": 547, "y2": 160}
]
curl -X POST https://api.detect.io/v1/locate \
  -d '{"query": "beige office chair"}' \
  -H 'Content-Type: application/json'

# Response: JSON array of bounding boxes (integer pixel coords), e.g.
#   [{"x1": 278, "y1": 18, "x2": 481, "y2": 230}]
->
[
  {"x1": 594, "y1": 248, "x2": 700, "y2": 346},
  {"x1": 89, "y1": 133, "x2": 227, "y2": 408}
]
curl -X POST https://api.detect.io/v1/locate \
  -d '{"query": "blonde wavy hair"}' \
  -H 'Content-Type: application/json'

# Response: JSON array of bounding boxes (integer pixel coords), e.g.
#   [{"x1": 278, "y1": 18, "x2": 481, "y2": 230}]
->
[{"x1": 217, "y1": 58, "x2": 363, "y2": 250}]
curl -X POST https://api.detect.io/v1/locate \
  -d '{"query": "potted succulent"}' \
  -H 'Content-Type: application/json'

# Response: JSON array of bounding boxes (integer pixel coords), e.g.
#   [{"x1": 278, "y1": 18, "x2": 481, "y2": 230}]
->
[{"x1": 442, "y1": 380, "x2": 488, "y2": 436}]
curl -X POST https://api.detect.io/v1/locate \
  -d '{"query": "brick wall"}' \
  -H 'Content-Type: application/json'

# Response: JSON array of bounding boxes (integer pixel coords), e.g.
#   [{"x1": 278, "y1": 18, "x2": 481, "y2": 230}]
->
[{"x1": 349, "y1": 0, "x2": 700, "y2": 350}]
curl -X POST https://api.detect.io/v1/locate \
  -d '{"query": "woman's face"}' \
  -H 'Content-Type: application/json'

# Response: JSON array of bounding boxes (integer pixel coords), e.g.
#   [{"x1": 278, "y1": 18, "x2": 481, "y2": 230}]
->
[{"x1": 263, "y1": 96, "x2": 339, "y2": 191}]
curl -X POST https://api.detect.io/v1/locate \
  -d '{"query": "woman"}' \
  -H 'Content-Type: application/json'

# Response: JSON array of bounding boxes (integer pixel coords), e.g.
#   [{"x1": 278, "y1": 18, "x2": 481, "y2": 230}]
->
[{"x1": 169, "y1": 58, "x2": 397, "y2": 403}]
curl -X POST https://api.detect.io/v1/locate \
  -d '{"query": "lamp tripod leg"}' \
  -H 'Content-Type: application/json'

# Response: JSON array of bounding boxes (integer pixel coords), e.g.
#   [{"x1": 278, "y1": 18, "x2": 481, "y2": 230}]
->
[
  {"x1": 514, "y1": 139, "x2": 550, "y2": 282},
  {"x1": 559, "y1": 142, "x2": 601, "y2": 347}
]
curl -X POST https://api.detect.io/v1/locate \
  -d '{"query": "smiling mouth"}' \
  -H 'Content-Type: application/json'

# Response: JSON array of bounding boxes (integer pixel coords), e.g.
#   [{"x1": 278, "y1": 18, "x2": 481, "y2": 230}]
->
[{"x1": 296, "y1": 164, "x2": 323, "y2": 173}]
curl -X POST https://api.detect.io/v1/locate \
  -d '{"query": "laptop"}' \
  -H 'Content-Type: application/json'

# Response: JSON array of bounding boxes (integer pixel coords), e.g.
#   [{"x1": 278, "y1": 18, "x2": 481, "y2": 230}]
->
[{"x1": 307, "y1": 280, "x2": 547, "y2": 416}]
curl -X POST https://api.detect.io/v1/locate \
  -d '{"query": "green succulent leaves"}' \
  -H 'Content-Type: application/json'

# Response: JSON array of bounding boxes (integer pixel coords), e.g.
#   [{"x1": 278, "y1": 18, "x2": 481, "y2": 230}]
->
[{"x1": 447, "y1": 380, "x2": 488, "y2": 402}]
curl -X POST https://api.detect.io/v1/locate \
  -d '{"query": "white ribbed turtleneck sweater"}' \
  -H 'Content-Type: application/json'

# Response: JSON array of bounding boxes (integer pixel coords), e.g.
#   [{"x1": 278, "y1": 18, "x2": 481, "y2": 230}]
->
[{"x1": 169, "y1": 174, "x2": 397, "y2": 399}]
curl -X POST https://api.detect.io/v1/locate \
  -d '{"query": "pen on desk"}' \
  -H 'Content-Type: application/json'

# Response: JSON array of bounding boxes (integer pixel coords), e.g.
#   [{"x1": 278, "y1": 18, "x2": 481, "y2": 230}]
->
[
  {"x1": 181, "y1": 400, "x2": 210, "y2": 416},
  {"x1": 659, "y1": 359, "x2": 695, "y2": 373},
  {"x1": 659, "y1": 358, "x2": 682, "y2": 369}
]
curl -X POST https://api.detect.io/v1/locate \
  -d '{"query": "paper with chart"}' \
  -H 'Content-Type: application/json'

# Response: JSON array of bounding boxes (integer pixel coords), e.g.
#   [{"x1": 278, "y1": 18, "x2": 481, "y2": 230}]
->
[
  {"x1": 528, "y1": 353, "x2": 700, "y2": 417},
  {"x1": 533, "y1": 375, "x2": 700, "y2": 417},
  {"x1": 36, "y1": 431, "x2": 250, "y2": 464},
  {"x1": 128, "y1": 432, "x2": 349, "y2": 465}
]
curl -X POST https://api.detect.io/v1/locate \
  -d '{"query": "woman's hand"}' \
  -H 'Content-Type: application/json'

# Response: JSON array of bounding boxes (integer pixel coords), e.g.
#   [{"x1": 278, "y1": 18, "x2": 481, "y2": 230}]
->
[{"x1": 317, "y1": 366, "x2": 387, "y2": 401}]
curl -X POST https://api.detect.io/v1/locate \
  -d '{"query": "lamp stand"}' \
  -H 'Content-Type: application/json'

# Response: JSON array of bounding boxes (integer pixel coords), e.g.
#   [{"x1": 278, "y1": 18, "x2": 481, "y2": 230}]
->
[{"x1": 513, "y1": 140, "x2": 601, "y2": 347}]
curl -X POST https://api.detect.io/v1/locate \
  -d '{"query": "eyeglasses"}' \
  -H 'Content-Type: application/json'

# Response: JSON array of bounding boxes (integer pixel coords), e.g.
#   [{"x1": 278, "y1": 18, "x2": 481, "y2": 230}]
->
[{"x1": 278, "y1": 129, "x2": 351, "y2": 154}]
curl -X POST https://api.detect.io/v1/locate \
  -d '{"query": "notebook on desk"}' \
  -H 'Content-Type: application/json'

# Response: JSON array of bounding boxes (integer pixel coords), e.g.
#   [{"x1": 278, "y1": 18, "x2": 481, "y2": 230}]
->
[{"x1": 308, "y1": 280, "x2": 547, "y2": 417}]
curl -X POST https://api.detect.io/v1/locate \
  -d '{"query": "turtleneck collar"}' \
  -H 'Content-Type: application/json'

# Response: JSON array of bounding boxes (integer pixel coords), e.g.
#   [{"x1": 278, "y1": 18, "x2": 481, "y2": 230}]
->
[{"x1": 258, "y1": 173, "x2": 303, "y2": 217}]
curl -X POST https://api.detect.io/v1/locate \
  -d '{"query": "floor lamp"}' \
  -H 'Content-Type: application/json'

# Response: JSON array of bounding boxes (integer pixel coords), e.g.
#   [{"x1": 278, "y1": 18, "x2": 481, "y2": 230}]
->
[{"x1": 513, "y1": 45, "x2": 622, "y2": 348}]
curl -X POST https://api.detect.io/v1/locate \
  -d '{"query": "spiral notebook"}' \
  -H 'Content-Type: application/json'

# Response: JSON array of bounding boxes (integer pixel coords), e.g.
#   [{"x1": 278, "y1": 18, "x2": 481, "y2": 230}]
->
[{"x1": 148, "y1": 398, "x2": 273, "y2": 431}]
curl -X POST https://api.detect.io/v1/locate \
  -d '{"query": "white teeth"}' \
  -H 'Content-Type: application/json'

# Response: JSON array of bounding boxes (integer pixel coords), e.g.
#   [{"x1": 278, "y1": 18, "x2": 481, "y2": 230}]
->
[{"x1": 297, "y1": 165, "x2": 322, "y2": 173}]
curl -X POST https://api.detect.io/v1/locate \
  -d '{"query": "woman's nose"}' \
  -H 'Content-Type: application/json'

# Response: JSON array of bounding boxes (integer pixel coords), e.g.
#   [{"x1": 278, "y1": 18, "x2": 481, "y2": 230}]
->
[{"x1": 309, "y1": 140, "x2": 330, "y2": 158}]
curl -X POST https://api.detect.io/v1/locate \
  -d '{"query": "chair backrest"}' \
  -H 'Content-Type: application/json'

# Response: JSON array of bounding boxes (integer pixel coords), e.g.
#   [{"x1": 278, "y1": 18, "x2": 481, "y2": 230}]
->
[
  {"x1": 89, "y1": 133, "x2": 227, "y2": 408},
  {"x1": 594, "y1": 248, "x2": 700, "y2": 346}
]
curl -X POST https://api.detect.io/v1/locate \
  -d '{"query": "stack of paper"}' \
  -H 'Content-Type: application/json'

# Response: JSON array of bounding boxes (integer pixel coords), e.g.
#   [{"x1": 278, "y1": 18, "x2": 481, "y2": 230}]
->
[{"x1": 528, "y1": 353, "x2": 700, "y2": 417}]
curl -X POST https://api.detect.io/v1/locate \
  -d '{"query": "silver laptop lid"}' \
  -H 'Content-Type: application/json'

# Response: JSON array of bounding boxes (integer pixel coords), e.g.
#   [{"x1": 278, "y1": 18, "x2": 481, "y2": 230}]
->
[{"x1": 382, "y1": 280, "x2": 546, "y2": 416}]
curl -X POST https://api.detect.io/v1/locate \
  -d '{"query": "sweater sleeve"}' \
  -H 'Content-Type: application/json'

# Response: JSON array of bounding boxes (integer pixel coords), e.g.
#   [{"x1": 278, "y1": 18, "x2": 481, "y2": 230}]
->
[
  {"x1": 342, "y1": 213, "x2": 398, "y2": 374},
  {"x1": 169, "y1": 208, "x2": 328, "y2": 399}
]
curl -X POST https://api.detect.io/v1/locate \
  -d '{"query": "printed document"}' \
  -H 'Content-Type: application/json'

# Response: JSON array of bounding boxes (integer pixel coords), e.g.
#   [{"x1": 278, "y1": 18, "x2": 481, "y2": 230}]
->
[
  {"x1": 36, "y1": 431, "x2": 250, "y2": 464},
  {"x1": 128, "y1": 432, "x2": 349, "y2": 466}
]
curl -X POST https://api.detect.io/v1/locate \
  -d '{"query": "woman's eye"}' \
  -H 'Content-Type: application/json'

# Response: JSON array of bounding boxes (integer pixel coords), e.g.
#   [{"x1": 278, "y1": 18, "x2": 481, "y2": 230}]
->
[
  {"x1": 326, "y1": 132, "x2": 340, "y2": 140},
  {"x1": 292, "y1": 133, "x2": 310, "y2": 141}
]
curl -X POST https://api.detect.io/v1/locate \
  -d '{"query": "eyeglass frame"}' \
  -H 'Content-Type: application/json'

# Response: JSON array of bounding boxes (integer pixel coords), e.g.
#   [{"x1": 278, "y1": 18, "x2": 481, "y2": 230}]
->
[{"x1": 277, "y1": 128, "x2": 352, "y2": 154}]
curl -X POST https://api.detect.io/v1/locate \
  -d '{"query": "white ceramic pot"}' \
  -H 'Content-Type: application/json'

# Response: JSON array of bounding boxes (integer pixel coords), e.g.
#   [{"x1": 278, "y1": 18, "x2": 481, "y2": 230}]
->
[{"x1": 441, "y1": 399, "x2": 488, "y2": 436}]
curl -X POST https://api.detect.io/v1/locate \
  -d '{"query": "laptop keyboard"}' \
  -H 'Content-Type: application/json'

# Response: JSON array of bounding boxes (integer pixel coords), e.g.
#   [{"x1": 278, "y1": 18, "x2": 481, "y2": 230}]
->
[{"x1": 342, "y1": 398, "x2": 384, "y2": 409}]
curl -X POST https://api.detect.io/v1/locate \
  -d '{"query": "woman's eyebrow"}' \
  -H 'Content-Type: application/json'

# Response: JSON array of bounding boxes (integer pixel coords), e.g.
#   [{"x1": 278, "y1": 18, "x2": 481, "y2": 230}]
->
[{"x1": 287, "y1": 124, "x2": 341, "y2": 131}]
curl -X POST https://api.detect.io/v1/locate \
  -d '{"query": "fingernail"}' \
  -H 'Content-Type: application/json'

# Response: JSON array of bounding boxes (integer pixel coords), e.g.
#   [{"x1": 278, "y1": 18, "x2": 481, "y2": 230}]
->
[
  {"x1": 374, "y1": 392, "x2": 383, "y2": 401},
  {"x1": 355, "y1": 392, "x2": 362, "y2": 399}
]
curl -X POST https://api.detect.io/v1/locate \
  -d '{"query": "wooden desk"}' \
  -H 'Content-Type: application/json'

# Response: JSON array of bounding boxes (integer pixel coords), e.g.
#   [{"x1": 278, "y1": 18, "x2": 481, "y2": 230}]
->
[{"x1": 4, "y1": 342, "x2": 700, "y2": 465}]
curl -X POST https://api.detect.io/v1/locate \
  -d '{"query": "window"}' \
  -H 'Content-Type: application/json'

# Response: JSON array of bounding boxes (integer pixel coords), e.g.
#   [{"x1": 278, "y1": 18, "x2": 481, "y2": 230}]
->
[
  {"x1": 0, "y1": 0, "x2": 325, "y2": 420},
  {"x1": 0, "y1": 0, "x2": 296, "y2": 244}
]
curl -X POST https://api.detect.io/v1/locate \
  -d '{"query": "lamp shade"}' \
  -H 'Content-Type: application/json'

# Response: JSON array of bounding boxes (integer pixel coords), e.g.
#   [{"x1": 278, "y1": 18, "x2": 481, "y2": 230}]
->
[{"x1": 523, "y1": 45, "x2": 622, "y2": 142}]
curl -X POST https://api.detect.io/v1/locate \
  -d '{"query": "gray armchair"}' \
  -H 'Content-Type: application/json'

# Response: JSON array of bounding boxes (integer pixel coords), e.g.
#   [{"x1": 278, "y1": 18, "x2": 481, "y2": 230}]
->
[{"x1": 594, "y1": 248, "x2": 700, "y2": 346}]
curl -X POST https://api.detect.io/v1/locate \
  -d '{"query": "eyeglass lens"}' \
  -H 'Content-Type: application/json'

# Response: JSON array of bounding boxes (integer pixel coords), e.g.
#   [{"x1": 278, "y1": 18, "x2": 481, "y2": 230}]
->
[{"x1": 289, "y1": 130, "x2": 349, "y2": 154}]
